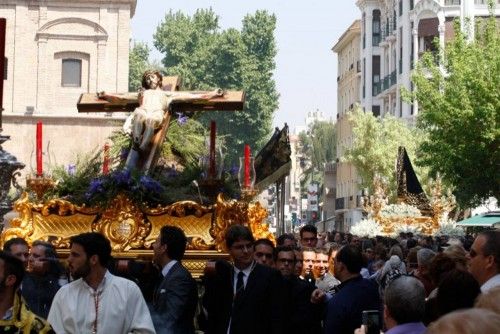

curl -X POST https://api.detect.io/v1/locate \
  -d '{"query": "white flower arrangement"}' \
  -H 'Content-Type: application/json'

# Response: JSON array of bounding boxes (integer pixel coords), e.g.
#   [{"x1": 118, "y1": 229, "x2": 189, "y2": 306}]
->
[
  {"x1": 350, "y1": 218, "x2": 383, "y2": 238},
  {"x1": 393, "y1": 224, "x2": 422, "y2": 236},
  {"x1": 435, "y1": 217, "x2": 465, "y2": 237},
  {"x1": 380, "y1": 203, "x2": 421, "y2": 218}
]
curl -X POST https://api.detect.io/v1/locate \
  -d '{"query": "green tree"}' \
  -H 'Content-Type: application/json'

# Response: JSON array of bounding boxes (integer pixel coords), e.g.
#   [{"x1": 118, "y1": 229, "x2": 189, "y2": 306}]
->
[
  {"x1": 129, "y1": 41, "x2": 165, "y2": 92},
  {"x1": 298, "y1": 120, "x2": 336, "y2": 189},
  {"x1": 342, "y1": 108, "x2": 426, "y2": 198},
  {"x1": 405, "y1": 11, "x2": 499, "y2": 208},
  {"x1": 153, "y1": 9, "x2": 279, "y2": 165},
  {"x1": 128, "y1": 41, "x2": 150, "y2": 92}
]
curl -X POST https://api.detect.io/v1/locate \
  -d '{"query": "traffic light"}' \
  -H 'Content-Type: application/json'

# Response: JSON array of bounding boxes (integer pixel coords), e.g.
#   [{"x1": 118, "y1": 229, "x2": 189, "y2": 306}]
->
[{"x1": 291, "y1": 212, "x2": 297, "y2": 225}]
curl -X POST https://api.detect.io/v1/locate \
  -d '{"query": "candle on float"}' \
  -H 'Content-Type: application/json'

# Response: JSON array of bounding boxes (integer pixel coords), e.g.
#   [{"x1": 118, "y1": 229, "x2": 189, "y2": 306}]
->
[
  {"x1": 36, "y1": 121, "x2": 43, "y2": 176},
  {"x1": 209, "y1": 120, "x2": 216, "y2": 178},
  {"x1": 103, "y1": 143, "x2": 110, "y2": 175},
  {"x1": 244, "y1": 144, "x2": 250, "y2": 188}
]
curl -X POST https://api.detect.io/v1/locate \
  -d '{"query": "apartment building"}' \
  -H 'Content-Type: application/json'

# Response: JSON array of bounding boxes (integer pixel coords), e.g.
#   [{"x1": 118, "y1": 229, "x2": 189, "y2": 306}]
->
[
  {"x1": 332, "y1": 20, "x2": 362, "y2": 232},
  {"x1": 357, "y1": 0, "x2": 498, "y2": 119},
  {"x1": 331, "y1": 1, "x2": 499, "y2": 231}
]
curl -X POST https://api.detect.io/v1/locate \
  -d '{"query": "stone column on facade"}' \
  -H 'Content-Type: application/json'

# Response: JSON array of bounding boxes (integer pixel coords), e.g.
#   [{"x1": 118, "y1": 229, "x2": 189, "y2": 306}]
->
[
  {"x1": 438, "y1": 11, "x2": 445, "y2": 51},
  {"x1": 36, "y1": 37, "x2": 48, "y2": 113},
  {"x1": 401, "y1": 0, "x2": 411, "y2": 118},
  {"x1": 95, "y1": 40, "x2": 106, "y2": 92},
  {"x1": 365, "y1": 12, "x2": 373, "y2": 110},
  {"x1": 116, "y1": 7, "x2": 130, "y2": 92},
  {"x1": 412, "y1": 28, "x2": 419, "y2": 115}
]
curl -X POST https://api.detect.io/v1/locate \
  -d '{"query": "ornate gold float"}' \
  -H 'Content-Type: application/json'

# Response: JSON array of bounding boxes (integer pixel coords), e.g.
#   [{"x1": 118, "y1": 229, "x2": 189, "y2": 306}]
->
[
  {"x1": 361, "y1": 174, "x2": 455, "y2": 235},
  {"x1": 0, "y1": 192, "x2": 273, "y2": 278}
]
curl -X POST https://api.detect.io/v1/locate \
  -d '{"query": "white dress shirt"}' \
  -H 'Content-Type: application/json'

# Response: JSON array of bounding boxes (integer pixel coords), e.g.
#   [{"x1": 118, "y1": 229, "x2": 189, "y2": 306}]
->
[
  {"x1": 481, "y1": 273, "x2": 500, "y2": 292},
  {"x1": 232, "y1": 262, "x2": 255, "y2": 294},
  {"x1": 160, "y1": 259, "x2": 178, "y2": 278},
  {"x1": 48, "y1": 270, "x2": 155, "y2": 334}
]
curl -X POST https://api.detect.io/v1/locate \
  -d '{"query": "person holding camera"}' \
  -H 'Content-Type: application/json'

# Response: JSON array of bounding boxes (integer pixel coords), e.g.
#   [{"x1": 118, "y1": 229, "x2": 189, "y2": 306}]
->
[{"x1": 354, "y1": 274, "x2": 426, "y2": 334}]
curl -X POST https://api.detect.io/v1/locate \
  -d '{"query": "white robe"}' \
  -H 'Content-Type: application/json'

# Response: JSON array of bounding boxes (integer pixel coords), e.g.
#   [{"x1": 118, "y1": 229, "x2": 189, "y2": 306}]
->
[{"x1": 48, "y1": 271, "x2": 155, "y2": 334}]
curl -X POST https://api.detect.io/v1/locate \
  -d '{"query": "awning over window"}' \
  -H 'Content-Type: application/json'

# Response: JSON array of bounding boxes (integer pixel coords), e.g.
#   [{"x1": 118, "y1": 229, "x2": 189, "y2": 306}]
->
[{"x1": 456, "y1": 212, "x2": 500, "y2": 227}]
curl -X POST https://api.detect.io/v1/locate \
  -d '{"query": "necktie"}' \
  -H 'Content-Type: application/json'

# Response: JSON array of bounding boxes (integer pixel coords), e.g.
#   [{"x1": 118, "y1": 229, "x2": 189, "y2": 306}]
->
[{"x1": 235, "y1": 271, "x2": 245, "y2": 298}]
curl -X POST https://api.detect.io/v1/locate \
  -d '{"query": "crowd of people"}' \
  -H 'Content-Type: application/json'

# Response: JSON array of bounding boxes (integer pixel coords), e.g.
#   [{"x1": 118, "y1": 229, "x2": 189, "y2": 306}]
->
[{"x1": 0, "y1": 224, "x2": 499, "y2": 333}]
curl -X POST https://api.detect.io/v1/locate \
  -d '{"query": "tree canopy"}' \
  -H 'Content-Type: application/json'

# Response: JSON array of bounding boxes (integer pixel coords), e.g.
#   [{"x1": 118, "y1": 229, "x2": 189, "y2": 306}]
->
[
  {"x1": 298, "y1": 120, "x2": 336, "y2": 187},
  {"x1": 153, "y1": 9, "x2": 279, "y2": 165},
  {"x1": 342, "y1": 108, "x2": 426, "y2": 199},
  {"x1": 406, "y1": 13, "x2": 499, "y2": 208}
]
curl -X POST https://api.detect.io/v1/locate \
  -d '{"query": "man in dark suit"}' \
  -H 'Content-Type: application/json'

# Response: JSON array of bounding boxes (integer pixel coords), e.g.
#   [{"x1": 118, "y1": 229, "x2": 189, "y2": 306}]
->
[
  {"x1": 275, "y1": 245, "x2": 323, "y2": 334},
  {"x1": 151, "y1": 225, "x2": 198, "y2": 334},
  {"x1": 323, "y1": 245, "x2": 380, "y2": 334},
  {"x1": 203, "y1": 225, "x2": 285, "y2": 334}
]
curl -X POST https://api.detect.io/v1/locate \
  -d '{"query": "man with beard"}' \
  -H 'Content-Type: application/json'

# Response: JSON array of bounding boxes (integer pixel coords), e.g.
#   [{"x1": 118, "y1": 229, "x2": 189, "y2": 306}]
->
[
  {"x1": 275, "y1": 246, "x2": 322, "y2": 334},
  {"x1": 0, "y1": 251, "x2": 54, "y2": 333},
  {"x1": 150, "y1": 225, "x2": 197, "y2": 333},
  {"x1": 47, "y1": 232, "x2": 155, "y2": 334},
  {"x1": 203, "y1": 225, "x2": 284, "y2": 334}
]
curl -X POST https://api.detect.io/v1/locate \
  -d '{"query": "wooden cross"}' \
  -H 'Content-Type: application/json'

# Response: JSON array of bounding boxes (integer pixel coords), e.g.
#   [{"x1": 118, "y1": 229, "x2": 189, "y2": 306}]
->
[{"x1": 77, "y1": 76, "x2": 245, "y2": 172}]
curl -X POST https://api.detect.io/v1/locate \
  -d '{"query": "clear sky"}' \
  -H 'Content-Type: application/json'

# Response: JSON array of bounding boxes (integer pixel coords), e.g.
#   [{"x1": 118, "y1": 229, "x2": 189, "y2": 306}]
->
[{"x1": 131, "y1": 0, "x2": 359, "y2": 130}]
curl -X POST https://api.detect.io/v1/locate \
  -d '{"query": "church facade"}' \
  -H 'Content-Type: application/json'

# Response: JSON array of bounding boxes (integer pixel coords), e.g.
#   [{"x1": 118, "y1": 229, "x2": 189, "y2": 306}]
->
[{"x1": 0, "y1": 0, "x2": 136, "y2": 176}]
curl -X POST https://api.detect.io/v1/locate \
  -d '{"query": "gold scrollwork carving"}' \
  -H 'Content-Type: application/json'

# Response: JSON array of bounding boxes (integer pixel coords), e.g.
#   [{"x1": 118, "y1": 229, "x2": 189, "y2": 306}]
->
[
  {"x1": 93, "y1": 194, "x2": 151, "y2": 252},
  {"x1": 1, "y1": 191, "x2": 275, "y2": 263}
]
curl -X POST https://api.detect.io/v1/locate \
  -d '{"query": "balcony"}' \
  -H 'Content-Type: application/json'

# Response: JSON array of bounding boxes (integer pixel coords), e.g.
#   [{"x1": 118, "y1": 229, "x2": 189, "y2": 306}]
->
[
  {"x1": 335, "y1": 197, "x2": 345, "y2": 210},
  {"x1": 390, "y1": 70, "x2": 397, "y2": 86},
  {"x1": 372, "y1": 82, "x2": 381, "y2": 96},
  {"x1": 324, "y1": 162, "x2": 336, "y2": 173},
  {"x1": 383, "y1": 75, "x2": 390, "y2": 90},
  {"x1": 444, "y1": 0, "x2": 461, "y2": 5}
]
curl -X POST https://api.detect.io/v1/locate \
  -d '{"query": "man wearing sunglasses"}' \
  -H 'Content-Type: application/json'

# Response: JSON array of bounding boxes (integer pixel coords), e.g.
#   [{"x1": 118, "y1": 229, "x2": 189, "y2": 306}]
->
[{"x1": 468, "y1": 230, "x2": 500, "y2": 292}]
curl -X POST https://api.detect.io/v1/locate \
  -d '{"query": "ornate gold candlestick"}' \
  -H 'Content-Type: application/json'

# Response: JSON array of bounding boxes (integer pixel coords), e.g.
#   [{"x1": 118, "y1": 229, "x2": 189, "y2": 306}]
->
[
  {"x1": 26, "y1": 175, "x2": 55, "y2": 201},
  {"x1": 240, "y1": 188, "x2": 258, "y2": 202}
]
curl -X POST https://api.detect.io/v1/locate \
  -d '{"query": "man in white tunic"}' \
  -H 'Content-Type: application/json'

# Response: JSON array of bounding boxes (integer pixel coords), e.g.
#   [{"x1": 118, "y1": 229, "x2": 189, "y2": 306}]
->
[{"x1": 48, "y1": 232, "x2": 155, "y2": 334}]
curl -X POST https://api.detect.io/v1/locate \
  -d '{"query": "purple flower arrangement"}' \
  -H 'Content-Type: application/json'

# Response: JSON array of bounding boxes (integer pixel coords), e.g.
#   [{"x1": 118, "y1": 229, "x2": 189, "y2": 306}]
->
[{"x1": 84, "y1": 169, "x2": 165, "y2": 207}]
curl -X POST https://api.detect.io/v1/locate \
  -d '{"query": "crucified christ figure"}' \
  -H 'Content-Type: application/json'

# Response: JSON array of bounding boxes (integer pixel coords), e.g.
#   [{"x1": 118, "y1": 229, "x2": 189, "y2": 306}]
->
[{"x1": 98, "y1": 70, "x2": 223, "y2": 170}]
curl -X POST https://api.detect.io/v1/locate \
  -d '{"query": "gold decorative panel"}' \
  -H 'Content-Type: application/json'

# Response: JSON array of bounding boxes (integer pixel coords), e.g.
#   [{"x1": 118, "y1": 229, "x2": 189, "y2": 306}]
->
[{"x1": 0, "y1": 192, "x2": 272, "y2": 271}]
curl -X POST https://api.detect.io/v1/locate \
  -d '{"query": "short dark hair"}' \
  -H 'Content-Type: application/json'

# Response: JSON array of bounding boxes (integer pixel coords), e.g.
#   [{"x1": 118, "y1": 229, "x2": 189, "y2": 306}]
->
[
  {"x1": 335, "y1": 245, "x2": 363, "y2": 274},
  {"x1": 274, "y1": 245, "x2": 296, "y2": 262},
  {"x1": 437, "y1": 269, "x2": 481, "y2": 316},
  {"x1": 3, "y1": 237, "x2": 28, "y2": 253},
  {"x1": 276, "y1": 233, "x2": 296, "y2": 246},
  {"x1": 254, "y1": 238, "x2": 275, "y2": 250},
  {"x1": 32, "y1": 240, "x2": 63, "y2": 276},
  {"x1": 0, "y1": 251, "x2": 25, "y2": 289},
  {"x1": 225, "y1": 225, "x2": 255, "y2": 249},
  {"x1": 159, "y1": 225, "x2": 187, "y2": 261},
  {"x1": 32, "y1": 240, "x2": 57, "y2": 259},
  {"x1": 299, "y1": 225, "x2": 317, "y2": 239},
  {"x1": 385, "y1": 275, "x2": 425, "y2": 324},
  {"x1": 70, "y1": 233, "x2": 111, "y2": 267},
  {"x1": 480, "y1": 230, "x2": 500, "y2": 272}
]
